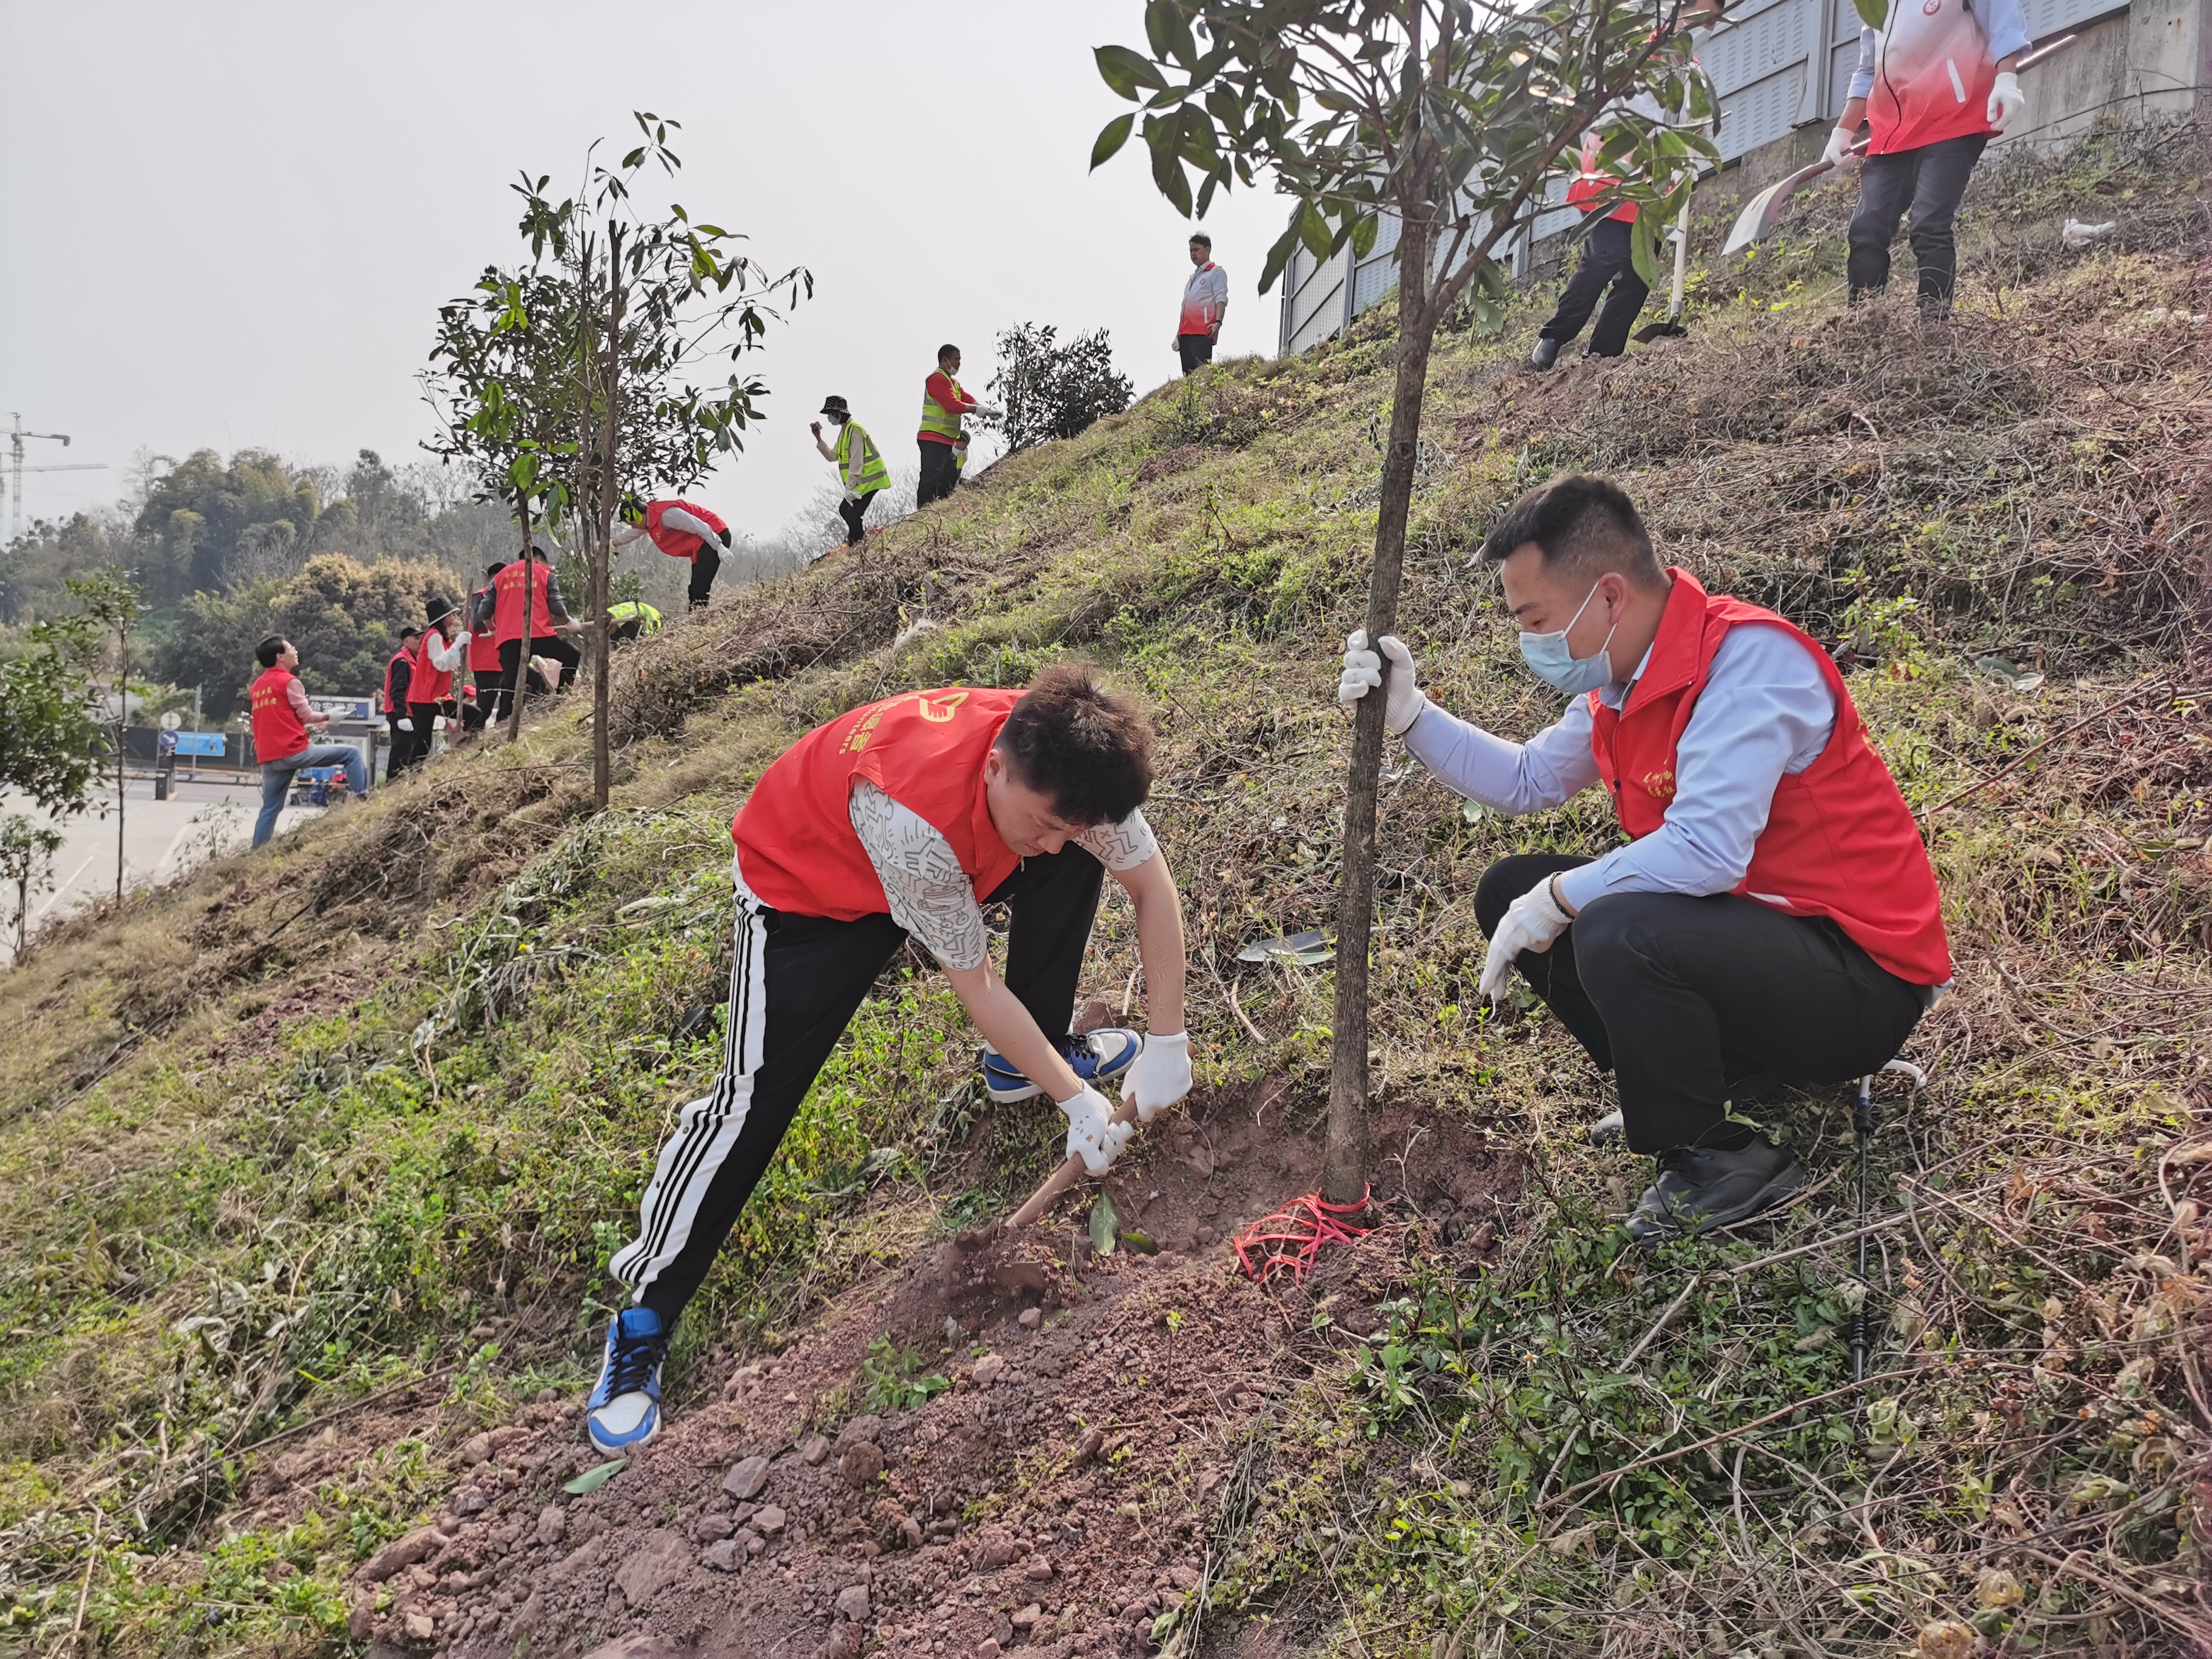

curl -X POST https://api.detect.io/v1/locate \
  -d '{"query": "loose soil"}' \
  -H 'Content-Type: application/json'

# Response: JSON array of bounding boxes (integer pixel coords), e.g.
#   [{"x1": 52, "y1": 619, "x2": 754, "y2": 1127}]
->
[{"x1": 344, "y1": 1078, "x2": 1520, "y2": 1658}]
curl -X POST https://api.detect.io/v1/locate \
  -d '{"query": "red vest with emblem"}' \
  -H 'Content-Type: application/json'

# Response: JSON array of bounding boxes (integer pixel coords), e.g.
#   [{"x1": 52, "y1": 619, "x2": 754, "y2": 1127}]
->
[
  {"x1": 1866, "y1": 0, "x2": 1998, "y2": 156},
  {"x1": 492, "y1": 558, "x2": 555, "y2": 646},
  {"x1": 249, "y1": 666, "x2": 310, "y2": 764},
  {"x1": 646, "y1": 500, "x2": 727, "y2": 561},
  {"x1": 412, "y1": 631, "x2": 454, "y2": 703},
  {"x1": 1588, "y1": 569, "x2": 1951, "y2": 986},
  {"x1": 733, "y1": 687, "x2": 1025, "y2": 921},
  {"x1": 468, "y1": 586, "x2": 503, "y2": 671},
  {"x1": 381, "y1": 646, "x2": 415, "y2": 716}
]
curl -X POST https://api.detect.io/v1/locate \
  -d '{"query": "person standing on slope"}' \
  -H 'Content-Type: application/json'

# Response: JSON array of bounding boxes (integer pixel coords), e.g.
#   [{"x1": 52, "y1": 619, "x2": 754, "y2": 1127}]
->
[
  {"x1": 1529, "y1": 112, "x2": 1661, "y2": 369},
  {"x1": 249, "y1": 634, "x2": 369, "y2": 848},
  {"x1": 461, "y1": 563, "x2": 506, "y2": 734},
  {"x1": 408, "y1": 598, "x2": 469, "y2": 763},
  {"x1": 585, "y1": 666, "x2": 1195, "y2": 1452},
  {"x1": 916, "y1": 344, "x2": 998, "y2": 509},
  {"x1": 1175, "y1": 232, "x2": 1229, "y2": 374},
  {"x1": 1826, "y1": 0, "x2": 2030, "y2": 310},
  {"x1": 486, "y1": 548, "x2": 581, "y2": 723},
  {"x1": 381, "y1": 627, "x2": 426, "y2": 780},
  {"x1": 811, "y1": 395, "x2": 890, "y2": 548},
  {"x1": 1337, "y1": 475, "x2": 1950, "y2": 1245},
  {"x1": 612, "y1": 499, "x2": 732, "y2": 612}
]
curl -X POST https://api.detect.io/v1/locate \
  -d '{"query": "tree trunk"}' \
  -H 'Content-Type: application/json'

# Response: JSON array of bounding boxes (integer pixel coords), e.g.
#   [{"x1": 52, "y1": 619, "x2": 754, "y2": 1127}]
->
[
  {"x1": 113, "y1": 629, "x2": 127, "y2": 902},
  {"x1": 1321, "y1": 214, "x2": 1439, "y2": 1210},
  {"x1": 506, "y1": 500, "x2": 535, "y2": 744},
  {"x1": 593, "y1": 228, "x2": 625, "y2": 811}
]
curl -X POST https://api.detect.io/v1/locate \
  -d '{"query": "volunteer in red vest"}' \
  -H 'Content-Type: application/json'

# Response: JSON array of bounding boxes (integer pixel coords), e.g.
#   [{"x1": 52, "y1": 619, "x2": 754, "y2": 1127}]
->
[
  {"x1": 916, "y1": 344, "x2": 998, "y2": 509},
  {"x1": 249, "y1": 634, "x2": 367, "y2": 849},
  {"x1": 407, "y1": 598, "x2": 468, "y2": 763},
  {"x1": 1174, "y1": 232, "x2": 1229, "y2": 375},
  {"x1": 1338, "y1": 476, "x2": 1949, "y2": 1244},
  {"x1": 585, "y1": 666, "x2": 1195, "y2": 1451},
  {"x1": 486, "y1": 548, "x2": 581, "y2": 724},
  {"x1": 1827, "y1": 0, "x2": 2029, "y2": 309},
  {"x1": 461, "y1": 563, "x2": 505, "y2": 732},
  {"x1": 612, "y1": 499, "x2": 730, "y2": 612},
  {"x1": 381, "y1": 627, "x2": 425, "y2": 780},
  {"x1": 1529, "y1": 114, "x2": 1658, "y2": 369}
]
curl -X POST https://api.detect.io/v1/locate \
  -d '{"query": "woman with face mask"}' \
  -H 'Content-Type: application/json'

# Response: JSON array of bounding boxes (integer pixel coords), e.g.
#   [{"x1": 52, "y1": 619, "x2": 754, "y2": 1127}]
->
[{"x1": 1337, "y1": 475, "x2": 1950, "y2": 1245}]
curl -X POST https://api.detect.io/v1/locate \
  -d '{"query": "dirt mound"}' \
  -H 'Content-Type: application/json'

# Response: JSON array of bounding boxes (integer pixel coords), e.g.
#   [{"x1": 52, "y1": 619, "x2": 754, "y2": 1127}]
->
[{"x1": 346, "y1": 1085, "x2": 1517, "y2": 1657}]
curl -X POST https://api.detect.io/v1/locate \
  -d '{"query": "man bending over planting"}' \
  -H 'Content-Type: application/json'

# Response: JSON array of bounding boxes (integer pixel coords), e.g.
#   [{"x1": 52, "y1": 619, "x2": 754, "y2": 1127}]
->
[
  {"x1": 587, "y1": 666, "x2": 1193, "y2": 1451},
  {"x1": 1338, "y1": 475, "x2": 1949, "y2": 1245}
]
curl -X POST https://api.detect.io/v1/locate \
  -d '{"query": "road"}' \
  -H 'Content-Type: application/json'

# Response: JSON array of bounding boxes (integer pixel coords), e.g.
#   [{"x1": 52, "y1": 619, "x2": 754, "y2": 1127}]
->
[{"x1": 0, "y1": 771, "x2": 330, "y2": 965}]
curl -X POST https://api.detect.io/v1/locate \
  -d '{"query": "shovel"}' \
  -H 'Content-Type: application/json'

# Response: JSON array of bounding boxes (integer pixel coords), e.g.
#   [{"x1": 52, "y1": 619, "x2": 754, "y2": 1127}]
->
[
  {"x1": 1633, "y1": 195, "x2": 1694, "y2": 343},
  {"x1": 1722, "y1": 33, "x2": 2076, "y2": 257}
]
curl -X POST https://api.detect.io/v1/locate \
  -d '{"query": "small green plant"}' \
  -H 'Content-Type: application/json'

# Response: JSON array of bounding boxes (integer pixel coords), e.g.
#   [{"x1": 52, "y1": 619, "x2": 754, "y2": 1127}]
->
[{"x1": 859, "y1": 1338, "x2": 950, "y2": 1413}]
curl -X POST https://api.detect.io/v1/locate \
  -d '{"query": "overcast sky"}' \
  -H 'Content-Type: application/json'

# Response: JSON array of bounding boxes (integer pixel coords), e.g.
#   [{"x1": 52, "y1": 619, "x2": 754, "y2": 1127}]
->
[{"x1": 0, "y1": 2, "x2": 1290, "y2": 544}]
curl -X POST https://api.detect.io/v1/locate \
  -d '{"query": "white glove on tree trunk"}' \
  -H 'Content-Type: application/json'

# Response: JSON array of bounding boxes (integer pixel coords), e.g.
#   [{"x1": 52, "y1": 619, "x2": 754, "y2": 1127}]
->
[
  {"x1": 1124, "y1": 1032, "x2": 1191, "y2": 1123},
  {"x1": 1337, "y1": 629, "x2": 1427, "y2": 736},
  {"x1": 1986, "y1": 71, "x2": 2023, "y2": 131},
  {"x1": 1059, "y1": 1085, "x2": 1132, "y2": 1175},
  {"x1": 1820, "y1": 126, "x2": 1857, "y2": 169},
  {"x1": 1476, "y1": 879, "x2": 1574, "y2": 1005}
]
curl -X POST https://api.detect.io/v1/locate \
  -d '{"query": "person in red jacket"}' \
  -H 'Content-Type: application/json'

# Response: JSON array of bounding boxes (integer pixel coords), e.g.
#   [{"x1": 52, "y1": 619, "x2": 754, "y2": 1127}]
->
[
  {"x1": 1529, "y1": 116, "x2": 1655, "y2": 369},
  {"x1": 612, "y1": 500, "x2": 731, "y2": 611},
  {"x1": 1339, "y1": 475, "x2": 1949, "y2": 1244},
  {"x1": 483, "y1": 548, "x2": 581, "y2": 723},
  {"x1": 582, "y1": 666, "x2": 1195, "y2": 1452}
]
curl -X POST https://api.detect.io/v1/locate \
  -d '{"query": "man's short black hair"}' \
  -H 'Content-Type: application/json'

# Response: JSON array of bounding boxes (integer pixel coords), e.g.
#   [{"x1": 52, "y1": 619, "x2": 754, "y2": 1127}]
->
[
  {"x1": 1189, "y1": 232, "x2": 1212, "y2": 248},
  {"x1": 484, "y1": 561, "x2": 506, "y2": 579},
  {"x1": 995, "y1": 664, "x2": 1154, "y2": 827},
  {"x1": 255, "y1": 635, "x2": 290, "y2": 669},
  {"x1": 1478, "y1": 474, "x2": 1667, "y2": 592},
  {"x1": 937, "y1": 343, "x2": 959, "y2": 362}
]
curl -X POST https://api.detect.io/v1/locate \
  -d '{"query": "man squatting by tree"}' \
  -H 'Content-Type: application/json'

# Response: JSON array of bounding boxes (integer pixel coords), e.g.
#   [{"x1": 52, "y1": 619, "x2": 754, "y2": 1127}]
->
[
  {"x1": 1339, "y1": 476, "x2": 1950, "y2": 1243},
  {"x1": 584, "y1": 666, "x2": 1195, "y2": 1452}
]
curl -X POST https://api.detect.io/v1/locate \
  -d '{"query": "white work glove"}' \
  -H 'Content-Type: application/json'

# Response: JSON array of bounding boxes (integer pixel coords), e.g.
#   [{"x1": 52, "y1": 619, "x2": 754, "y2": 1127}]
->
[
  {"x1": 432, "y1": 716, "x2": 447, "y2": 731},
  {"x1": 1986, "y1": 71, "x2": 2023, "y2": 132},
  {"x1": 1058, "y1": 1085, "x2": 1132, "y2": 1176},
  {"x1": 1476, "y1": 879, "x2": 1574, "y2": 1005},
  {"x1": 842, "y1": 487, "x2": 860, "y2": 504},
  {"x1": 976, "y1": 403, "x2": 1003, "y2": 418},
  {"x1": 1124, "y1": 1032, "x2": 1191, "y2": 1124},
  {"x1": 1337, "y1": 629, "x2": 1427, "y2": 737},
  {"x1": 395, "y1": 719, "x2": 414, "y2": 732},
  {"x1": 1820, "y1": 126, "x2": 1857, "y2": 169}
]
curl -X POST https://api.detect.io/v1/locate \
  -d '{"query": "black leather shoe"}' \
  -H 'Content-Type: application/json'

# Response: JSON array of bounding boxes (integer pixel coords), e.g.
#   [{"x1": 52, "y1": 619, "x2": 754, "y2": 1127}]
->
[
  {"x1": 1529, "y1": 337, "x2": 1561, "y2": 369},
  {"x1": 1626, "y1": 1139, "x2": 1806, "y2": 1245}
]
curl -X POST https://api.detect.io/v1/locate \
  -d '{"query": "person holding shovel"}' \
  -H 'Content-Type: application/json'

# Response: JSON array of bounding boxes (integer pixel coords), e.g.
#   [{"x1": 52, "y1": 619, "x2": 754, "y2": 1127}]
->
[
  {"x1": 585, "y1": 666, "x2": 1195, "y2": 1452},
  {"x1": 1337, "y1": 475, "x2": 1949, "y2": 1245}
]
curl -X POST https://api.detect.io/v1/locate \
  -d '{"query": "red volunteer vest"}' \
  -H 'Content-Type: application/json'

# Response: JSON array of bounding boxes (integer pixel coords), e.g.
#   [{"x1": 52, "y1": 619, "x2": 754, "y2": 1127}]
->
[
  {"x1": 412, "y1": 631, "x2": 454, "y2": 703},
  {"x1": 492, "y1": 558, "x2": 556, "y2": 646},
  {"x1": 1589, "y1": 570, "x2": 1951, "y2": 986},
  {"x1": 733, "y1": 687, "x2": 1025, "y2": 921},
  {"x1": 646, "y1": 500, "x2": 726, "y2": 561},
  {"x1": 1866, "y1": 0, "x2": 1998, "y2": 155},
  {"x1": 250, "y1": 666, "x2": 310, "y2": 764},
  {"x1": 468, "y1": 586, "x2": 503, "y2": 671},
  {"x1": 381, "y1": 647, "x2": 414, "y2": 716}
]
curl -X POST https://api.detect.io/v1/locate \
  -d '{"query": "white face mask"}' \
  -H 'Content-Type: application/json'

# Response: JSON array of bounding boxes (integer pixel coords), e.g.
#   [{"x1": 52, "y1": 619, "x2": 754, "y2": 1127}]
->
[{"x1": 1517, "y1": 580, "x2": 1618, "y2": 695}]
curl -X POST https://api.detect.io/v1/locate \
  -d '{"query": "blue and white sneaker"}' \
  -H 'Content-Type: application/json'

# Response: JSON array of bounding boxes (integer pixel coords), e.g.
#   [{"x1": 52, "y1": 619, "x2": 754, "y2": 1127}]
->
[
  {"x1": 983, "y1": 1028, "x2": 1143, "y2": 1104},
  {"x1": 586, "y1": 1307, "x2": 669, "y2": 1453}
]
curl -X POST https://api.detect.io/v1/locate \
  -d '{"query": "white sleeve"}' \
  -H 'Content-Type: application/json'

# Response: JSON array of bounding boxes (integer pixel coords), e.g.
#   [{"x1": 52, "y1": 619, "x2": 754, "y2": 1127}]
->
[
  {"x1": 611, "y1": 521, "x2": 647, "y2": 547},
  {"x1": 1076, "y1": 808, "x2": 1158, "y2": 872},
  {"x1": 815, "y1": 435, "x2": 839, "y2": 463},
  {"x1": 660, "y1": 506, "x2": 719, "y2": 541},
  {"x1": 426, "y1": 632, "x2": 469, "y2": 671},
  {"x1": 848, "y1": 780, "x2": 989, "y2": 971}
]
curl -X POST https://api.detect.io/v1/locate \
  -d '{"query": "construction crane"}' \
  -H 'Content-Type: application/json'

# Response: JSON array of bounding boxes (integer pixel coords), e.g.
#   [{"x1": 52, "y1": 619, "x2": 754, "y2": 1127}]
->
[{"x1": 6, "y1": 414, "x2": 107, "y2": 541}]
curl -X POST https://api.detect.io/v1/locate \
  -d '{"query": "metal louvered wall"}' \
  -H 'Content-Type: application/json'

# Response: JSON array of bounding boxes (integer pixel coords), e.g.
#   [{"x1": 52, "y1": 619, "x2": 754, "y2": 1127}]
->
[{"x1": 1280, "y1": 0, "x2": 2130, "y2": 353}]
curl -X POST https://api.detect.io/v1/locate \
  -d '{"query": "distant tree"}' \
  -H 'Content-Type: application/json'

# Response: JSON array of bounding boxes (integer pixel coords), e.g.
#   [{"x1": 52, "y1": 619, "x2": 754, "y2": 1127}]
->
[
  {"x1": 0, "y1": 814, "x2": 64, "y2": 962},
  {"x1": 0, "y1": 616, "x2": 102, "y2": 813},
  {"x1": 133, "y1": 449, "x2": 324, "y2": 598},
  {"x1": 65, "y1": 571, "x2": 147, "y2": 902},
  {"x1": 974, "y1": 324, "x2": 1134, "y2": 454}
]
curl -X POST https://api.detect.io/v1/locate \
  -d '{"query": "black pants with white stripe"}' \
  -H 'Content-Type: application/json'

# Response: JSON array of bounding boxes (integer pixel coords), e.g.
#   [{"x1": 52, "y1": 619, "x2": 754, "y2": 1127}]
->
[{"x1": 612, "y1": 843, "x2": 1106, "y2": 1326}]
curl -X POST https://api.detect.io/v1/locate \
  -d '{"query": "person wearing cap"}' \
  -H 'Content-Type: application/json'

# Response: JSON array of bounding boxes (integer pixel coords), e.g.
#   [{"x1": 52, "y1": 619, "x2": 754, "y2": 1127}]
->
[
  {"x1": 407, "y1": 597, "x2": 470, "y2": 765},
  {"x1": 461, "y1": 562, "x2": 506, "y2": 734},
  {"x1": 612, "y1": 500, "x2": 731, "y2": 612},
  {"x1": 1175, "y1": 232, "x2": 1229, "y2": 374},
  {"x1": 381, "y1": 626, "x2": 426, "y2": 780},
  {"x1": 811, "y1": 395, "x2": 890, "y2": 549}
]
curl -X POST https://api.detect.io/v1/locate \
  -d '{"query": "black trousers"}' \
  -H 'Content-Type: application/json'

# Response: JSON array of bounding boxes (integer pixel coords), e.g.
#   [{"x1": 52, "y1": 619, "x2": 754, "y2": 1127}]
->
[
  {"x1": 1848, "y1": 133, "x2": 1987, "y2": 306},
  {"x1": 688, "y1": 544, "x2": 720, "y2": 609},
  {"x1": 1178, "y1": 332, "x2": 1216, "y2": 374},
  {"x1": 1476, "y1": 855, "x2": 1926, "y2": 1155},
  {"x1": 917, "y1": 440, "x2": 960, "y2": 508},
  {"x1": 839, "y1": 488, "x2": 883, "y2": 547},
  {"x1": 1538, "y1": 216, "x2": 1651, "y2": 358},
  {"x1": 615, "y1": 842, "x2": 1106, "y2": 1324},
  {"x1": 383, "y1": 714, "x2": 424, "y2": 781},
  {"x1": 488, "y1": 636, "x2": 583, "y2": 723},
  {"x1": 461, "y1": 683, "x2": 493, "y2": 731}
]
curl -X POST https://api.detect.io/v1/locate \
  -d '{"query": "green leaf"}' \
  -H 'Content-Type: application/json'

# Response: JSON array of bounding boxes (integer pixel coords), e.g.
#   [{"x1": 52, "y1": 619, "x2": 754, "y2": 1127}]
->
[
  {"x1": 1095, "y1": 43, "x2": 1167, "y2": 101},
  {"x1": 1296, "y1": 201, "x2": 1334, "y2": 262},
  {"x1": 1145, "y1": 115, "x2": 1195, "y2": 217},
  {"x1": 1090, "y1": 113, "x2": 1137, "y2": 171},
  {"x1": 1121, "y1": 1228, "x2": 1159, "y2": 1255},
  {"x1": 1853, "y1": 0, "x2": 1888, "y2": 25},
  {"x1": 563, "y1": 1458, "x2": 627, "y2": 1495},
  {"x1": 1258, "y1": 216, "x2": 1302, "y2": 295},
  {"x1": 1090, "y1": 1191, "x2": 1119, "y2": 1257},
  {"x1": 1628, "y1": 210, "x2": 1665, "y2": 289}
]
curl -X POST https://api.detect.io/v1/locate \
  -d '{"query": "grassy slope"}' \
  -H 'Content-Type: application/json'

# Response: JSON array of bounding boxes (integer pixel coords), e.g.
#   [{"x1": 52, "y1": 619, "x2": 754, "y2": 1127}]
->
[{"x1": 1, "y1": 124, "x2": 2207, "y2": 1654}]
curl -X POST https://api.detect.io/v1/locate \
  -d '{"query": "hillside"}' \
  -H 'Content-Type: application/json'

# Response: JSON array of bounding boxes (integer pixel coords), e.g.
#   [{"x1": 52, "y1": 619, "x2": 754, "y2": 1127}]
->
[{"x1": 1, "y1": 122, "x2": 2207, "y2": 1659}]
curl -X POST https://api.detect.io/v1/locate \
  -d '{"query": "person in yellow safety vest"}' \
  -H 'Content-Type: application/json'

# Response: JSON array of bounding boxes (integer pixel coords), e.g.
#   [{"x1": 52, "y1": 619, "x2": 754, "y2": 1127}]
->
[
  {"x1": 811, "y1": 395, "x2": 891, "y2": 548},
  {"x1": 953, "y1": 429, "x2": 971, "y2": 483},
  {"x1": 917, "y1": 344, "x2": 999, "y2": 509},
  {"x1": 608, "y1": 601, "x2": 663, "y2": 643}
]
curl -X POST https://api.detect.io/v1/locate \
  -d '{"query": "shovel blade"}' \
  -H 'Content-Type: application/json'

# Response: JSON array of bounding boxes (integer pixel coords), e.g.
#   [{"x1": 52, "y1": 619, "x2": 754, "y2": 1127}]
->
[{"x1": 1721, "y1": 160, "x2": 1835, "y2": 256}]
